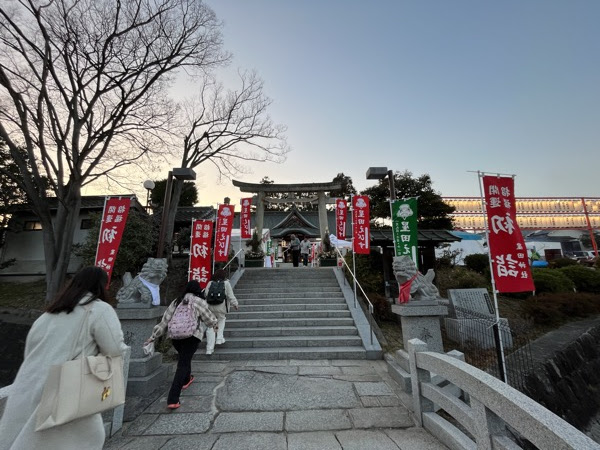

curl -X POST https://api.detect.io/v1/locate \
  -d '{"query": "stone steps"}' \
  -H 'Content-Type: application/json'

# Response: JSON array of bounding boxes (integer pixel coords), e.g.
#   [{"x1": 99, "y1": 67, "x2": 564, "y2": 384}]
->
[
  {"x1": 224, "y1": 326, "x2": 359, "y2": 337},
  {"x1": 235, "y1": 292, "x2": 344, "y2": 299},
  {"x1": 200, "y1": 335, "x2": 363, "y2": 348},
  {"x1": 228, "y1": 310, "x2": 351, "y2": 320},
  {"x1": 225, "y1": 317, "x2": 356, "y2": 328},
  {"x1": 193, "y1": 268, "x2": 368, "y2": 360},
  {"x1": 239, "y1": 297, "x2": 345, "y2": 305},
  {"x1": 193, "y1": 346, "x2": 367, "y2": 361},
  {"x1": 234, "y1": 286, "x2": 342, "y2": 293},
  {"x1": 239, "y1": 303, "x2": 348, "y2": 312}
]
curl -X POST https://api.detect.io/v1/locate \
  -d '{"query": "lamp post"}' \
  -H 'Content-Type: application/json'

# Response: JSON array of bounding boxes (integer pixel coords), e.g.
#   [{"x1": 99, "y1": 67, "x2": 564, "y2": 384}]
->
[
  {"x1": 143, "y1": 179, "x2": 155, "y2": 213},
  {"x1": 366, "y1": 167, "x2": 396, "y2": 298},
  {"x1": 366, "y1": 167, "x2": 397, "y2": 251},
  {"x1": 156, "y1": 168, "x2": 197, "y2": 258},
  {"x1": 366, "y1": 166, "x2": 395, "y2": 201}
]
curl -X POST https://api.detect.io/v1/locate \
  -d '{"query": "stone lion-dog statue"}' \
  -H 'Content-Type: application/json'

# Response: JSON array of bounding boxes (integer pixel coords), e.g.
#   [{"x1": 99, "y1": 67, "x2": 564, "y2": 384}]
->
[
  {"x1": 116, "y1": 258, "x2": 168, "y2": 306},
  {"x1": 392, "y1": 255, "x2": 439, "y2": 303}
]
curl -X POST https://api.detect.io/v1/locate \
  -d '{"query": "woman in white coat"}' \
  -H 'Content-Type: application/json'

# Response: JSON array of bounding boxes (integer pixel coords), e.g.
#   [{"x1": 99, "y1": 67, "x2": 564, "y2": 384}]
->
[
  {"x1": 0, "y1": 266, "x2": 126, "y2": 450},
  {"x1": 203, "y1": 269, "x2": 238, "y2": 355}
]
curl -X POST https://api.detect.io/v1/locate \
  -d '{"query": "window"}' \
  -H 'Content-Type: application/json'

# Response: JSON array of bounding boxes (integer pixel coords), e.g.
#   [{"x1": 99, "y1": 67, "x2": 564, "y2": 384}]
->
[
  {"x1": 24, "y1": 221, "x2": 42, "y2": 231},
  {"x1": 80, "y1": 219, "x2": 93, "y2": 230}
]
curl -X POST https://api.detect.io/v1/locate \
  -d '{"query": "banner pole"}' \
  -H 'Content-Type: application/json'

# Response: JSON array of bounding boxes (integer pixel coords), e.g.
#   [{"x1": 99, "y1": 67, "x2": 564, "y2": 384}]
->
[
  {"x1": 389, "y1": 199, "x2": 397, "y2": 257},
  {"x1": 188, "y1": 219, "x2": 194, "y2": 281},
  {"x1": 350, "y1": 194, "x2": 357, "y2": 309},
  {"x1": 212, "y1": 203, "x2": 219, "y2": 275},
  {"x1": 94, "y1": 196, "x2": 109, "y2": 264},
  {"x1": 477, "y1": 170, "x2": 508, "y2": 384}
]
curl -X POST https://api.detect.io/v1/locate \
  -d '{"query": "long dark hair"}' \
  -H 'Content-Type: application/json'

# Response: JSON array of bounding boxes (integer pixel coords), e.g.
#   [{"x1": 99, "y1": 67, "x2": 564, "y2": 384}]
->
[
  {"x1": 46, "y1": 266, "x2": 109, "y2": 314},
  {"x1": 176, "y1": 280, "x2": 204, "y2": 305},
  {"x1": 212, "y1": 269, "x2": 227, "y2": 281}
]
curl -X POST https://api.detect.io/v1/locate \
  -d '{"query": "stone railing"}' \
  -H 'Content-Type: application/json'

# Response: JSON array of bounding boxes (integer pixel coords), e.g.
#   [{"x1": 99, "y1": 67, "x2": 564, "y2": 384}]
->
[{"x1": 407, "y1": 338, "x2": 600, "y2": 450}]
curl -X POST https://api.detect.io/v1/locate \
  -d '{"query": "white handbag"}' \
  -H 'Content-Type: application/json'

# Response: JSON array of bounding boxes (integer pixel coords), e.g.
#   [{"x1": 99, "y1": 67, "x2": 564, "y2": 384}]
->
[{"x1": 35, "y1": 305, "x2": 125, "y2": 431}]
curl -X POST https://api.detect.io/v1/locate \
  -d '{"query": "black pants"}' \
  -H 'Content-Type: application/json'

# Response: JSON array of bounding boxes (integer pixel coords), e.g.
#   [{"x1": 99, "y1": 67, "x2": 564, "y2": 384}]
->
[
  {"x1": 168, "y1": 336, "x2": 199, "y2": 404},
  {"x1": 301, "y1": 253, "x2": 309, "y2": 266},
  {"x1": 292, "y1": 249, "x2": 300, "y2": 267}
]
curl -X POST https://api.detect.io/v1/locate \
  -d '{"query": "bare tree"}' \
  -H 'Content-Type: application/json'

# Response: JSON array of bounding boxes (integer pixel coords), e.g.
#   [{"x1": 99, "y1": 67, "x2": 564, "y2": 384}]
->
[
  {"x1": 0, "y1": 0, "x2": 229, "y2": 299},
  {"x1": 160, "y1": 70, "x2": 290, "y2": 257}
]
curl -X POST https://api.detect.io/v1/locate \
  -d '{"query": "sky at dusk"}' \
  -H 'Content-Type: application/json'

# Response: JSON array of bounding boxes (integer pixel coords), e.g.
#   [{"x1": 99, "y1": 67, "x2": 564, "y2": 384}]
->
[{"x1": 114, "y1": 1, "x2": 600, "y2": 208}]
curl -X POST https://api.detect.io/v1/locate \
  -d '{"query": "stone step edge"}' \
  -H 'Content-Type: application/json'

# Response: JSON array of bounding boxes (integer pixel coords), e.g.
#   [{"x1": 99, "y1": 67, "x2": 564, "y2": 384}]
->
[
  {"x1": 192, "y1": 346, "x2": 367, "y2": 355},
  {"x1": 225, "y1": 326, "x2": 358, "y2": 332},
  {"x1": 211, "y1": 335, "x2": 363, "y2": 343}
]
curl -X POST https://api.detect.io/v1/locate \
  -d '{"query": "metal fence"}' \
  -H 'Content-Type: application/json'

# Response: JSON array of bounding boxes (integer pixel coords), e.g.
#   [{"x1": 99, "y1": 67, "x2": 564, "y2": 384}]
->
[{"x1": 443, "y1": 305, "x2": 534, "y2": 392}]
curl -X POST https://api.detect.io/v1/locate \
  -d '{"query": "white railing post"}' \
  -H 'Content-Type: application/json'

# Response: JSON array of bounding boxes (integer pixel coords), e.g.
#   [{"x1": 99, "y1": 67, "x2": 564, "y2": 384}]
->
[
  {"x1": 470, "y1": 397, "x2": 508, "y2": 450},
  {"x1": 407, "y1": 338, "x2": 434, "y2": 426}
]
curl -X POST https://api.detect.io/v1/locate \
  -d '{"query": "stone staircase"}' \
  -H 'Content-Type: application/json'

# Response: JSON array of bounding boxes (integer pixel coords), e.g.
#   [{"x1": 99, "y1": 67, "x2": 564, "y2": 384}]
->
[{"x1": 194, "y1": 268, "x2": 370, "y2": 360}]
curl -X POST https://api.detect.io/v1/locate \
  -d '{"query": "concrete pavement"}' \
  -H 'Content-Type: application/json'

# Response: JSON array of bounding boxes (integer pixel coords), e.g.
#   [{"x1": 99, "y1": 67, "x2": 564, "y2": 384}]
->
[{"x1": 104, "y1": 359, "x2": 448, "y2": 450}]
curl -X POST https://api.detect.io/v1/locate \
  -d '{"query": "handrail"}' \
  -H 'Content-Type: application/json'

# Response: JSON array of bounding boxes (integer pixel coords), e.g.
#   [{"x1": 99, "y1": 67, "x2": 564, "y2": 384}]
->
[
  {"x1": 334, "y1": 247, "x2": 375, "y2": 345},
  {"x1": 407, "y1": 339, "x2": 600, "y2": 450},
  {"x1": 222, "y1": 248, "x2": 244, "y2": 270}
]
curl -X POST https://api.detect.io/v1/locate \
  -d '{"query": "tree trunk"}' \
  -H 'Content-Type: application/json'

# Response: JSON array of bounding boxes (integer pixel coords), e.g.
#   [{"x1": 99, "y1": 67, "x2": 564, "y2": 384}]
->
[
  {"x1": 164, "y1": 179, "x2": 184, "y2": 266},
  {"x1": 42, "y1": 187, "x2": 82, "y2": 301}
]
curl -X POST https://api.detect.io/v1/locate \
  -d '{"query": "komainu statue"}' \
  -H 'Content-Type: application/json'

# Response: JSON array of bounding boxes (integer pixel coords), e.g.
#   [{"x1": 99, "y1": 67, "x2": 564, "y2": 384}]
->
[
  {"x1": 392, "y1": 255, "x2": 439, "y2": 303},
  {"x1": 116, "y1": 258, "x2": 168, "y2": 307}
]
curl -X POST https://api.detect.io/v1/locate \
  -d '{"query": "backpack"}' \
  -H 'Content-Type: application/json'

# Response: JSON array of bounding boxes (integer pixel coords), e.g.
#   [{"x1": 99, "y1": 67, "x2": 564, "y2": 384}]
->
[
  {"x1": 206, "y1": 280, "x2": 226, "y2": 305},
  {"x1": 167, "y1": 298, "x2": 197, "y2": 339}
]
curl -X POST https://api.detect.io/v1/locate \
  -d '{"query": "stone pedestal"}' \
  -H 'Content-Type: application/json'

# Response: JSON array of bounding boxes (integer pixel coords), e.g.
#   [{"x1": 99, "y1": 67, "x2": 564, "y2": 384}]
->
[
  {"x1": 392, "y1": 300, "x2": 448, "y2": 353},
  {"x1": 116, "y1": 306, "x2": 169, "y2": 396}
]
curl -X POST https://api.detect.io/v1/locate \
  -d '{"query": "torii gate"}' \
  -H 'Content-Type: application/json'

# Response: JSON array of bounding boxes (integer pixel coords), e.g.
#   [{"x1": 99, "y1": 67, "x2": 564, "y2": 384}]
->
[{"x1": 232, "y1": 179, "x2": 342, "y2": 239}]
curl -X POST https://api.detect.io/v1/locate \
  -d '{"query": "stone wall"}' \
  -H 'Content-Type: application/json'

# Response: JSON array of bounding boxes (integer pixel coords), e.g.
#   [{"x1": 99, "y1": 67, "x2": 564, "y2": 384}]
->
[
  {"x1": 0, "y1": 310, "x2": 39, "y2": 387},
  {"x1": 524, "y1": 325, "x2": 600, "y2": 432}
]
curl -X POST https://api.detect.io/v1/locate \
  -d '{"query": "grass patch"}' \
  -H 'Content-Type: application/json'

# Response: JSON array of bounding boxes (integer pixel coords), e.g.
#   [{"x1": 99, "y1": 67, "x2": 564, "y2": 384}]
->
[
  {"x1": 0, "y1": 281, "x2": 47, "y2": 310},
  {"x1": 379, "y1": 320, "x2": 404, "y2": 353}
]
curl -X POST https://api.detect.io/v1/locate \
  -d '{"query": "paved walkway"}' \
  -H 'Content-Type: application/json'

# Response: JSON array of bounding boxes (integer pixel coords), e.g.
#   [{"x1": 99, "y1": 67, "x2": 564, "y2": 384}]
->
[
  {"x1": 526, "y1": 314, "x2": 600, "y2": 367},
  {"x1": 104, "y1": 359, "x2": 448, "y2": 450}
]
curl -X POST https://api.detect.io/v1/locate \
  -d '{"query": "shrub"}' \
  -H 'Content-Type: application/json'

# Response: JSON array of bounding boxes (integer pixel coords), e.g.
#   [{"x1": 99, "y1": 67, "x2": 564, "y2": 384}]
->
[
  {"x1": 464, "y1": 253, "x2": 489, "y2": 274},
  {"x1": 558, "y1": 265, "x2": 600, "y2": 293},
  {"x1": 531, "y1": 268, "x2": 574, "y2": 294},
  {"x1": 245, "y1": 229, "x2": 264, "y2": 259},
  {"x1": 436, "y1": 267, "x2": 489, "y2": 298},
  {"x1": 343, "y1": 250, "x2": 384, "y2": 296},
  {"x1": 522, "y1": 292, "x2": 600, "y2": 327},
  {"x1": 549, "y1": 257, "x2": 578, "y2": 269},
  {"x1": 369, "y1": 292, "x2": 394, "y2": 322},
  {"x1": 435, "y1": 246, "x2": 462, "y2": 269}
]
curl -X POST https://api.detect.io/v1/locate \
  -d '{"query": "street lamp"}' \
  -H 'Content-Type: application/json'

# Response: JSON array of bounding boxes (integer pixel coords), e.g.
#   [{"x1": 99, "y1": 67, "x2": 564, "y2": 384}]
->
[
  {"x1": 143, "y1": 179, "x2": 155, "y2": 213},
  {"x1": 366, "y1": 167, "x2": 396, "y2": 201},
  {"x1": 366, "y1": 167, "x2": 396, "y2": 299},
  {"x1": 156, "y1": 168, "x2": 197, "y2": 258}
]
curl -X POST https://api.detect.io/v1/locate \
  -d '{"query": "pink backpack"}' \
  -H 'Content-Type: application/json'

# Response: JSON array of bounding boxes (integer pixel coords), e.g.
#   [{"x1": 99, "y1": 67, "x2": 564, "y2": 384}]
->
[{"x1": 167, "y1": 298, "x2": 197, "y2": 339}]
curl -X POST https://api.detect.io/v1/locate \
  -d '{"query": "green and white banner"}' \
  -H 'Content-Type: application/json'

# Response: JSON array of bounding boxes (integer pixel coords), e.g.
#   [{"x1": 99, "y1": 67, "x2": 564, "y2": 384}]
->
[{"x1": 391, "y1": 198, "x2": 418, "y2": 263}]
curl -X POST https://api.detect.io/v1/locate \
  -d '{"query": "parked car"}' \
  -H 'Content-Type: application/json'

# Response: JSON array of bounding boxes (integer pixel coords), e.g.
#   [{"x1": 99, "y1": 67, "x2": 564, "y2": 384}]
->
[{"x1": 566, "y1": 250, "x2": 598, "y2": 266}]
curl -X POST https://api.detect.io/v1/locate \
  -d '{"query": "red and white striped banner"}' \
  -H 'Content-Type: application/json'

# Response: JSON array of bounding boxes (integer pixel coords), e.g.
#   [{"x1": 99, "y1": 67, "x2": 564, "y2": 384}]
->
[
  {"x1": 189, "y1": 219, "x2": 213, "y2": 289},
  {"x1": 240, "y1": 197, "x2": 252, "y2": 239},
  {"x1": 352, "y1": 195, "x2": 370, "y2": 254},
  {"x1": 214, "y1": 204, "x2": 235, "y2": 262},
  {"x1": 95, "y1": 197, "x2": 131, "y2": 285},
  {"x1": 483, "y1": 176, "x2": 534, "y2": 293},
  {"x1": 335, "y1": 199, "x2": 347, "y2": 240}
]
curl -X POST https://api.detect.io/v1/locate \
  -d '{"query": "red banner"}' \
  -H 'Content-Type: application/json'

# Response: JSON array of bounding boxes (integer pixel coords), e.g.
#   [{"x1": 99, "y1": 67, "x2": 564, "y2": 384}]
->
[
  {"x1": 335, "y1": 199, "x2": 347, "y2": 240},
  {"x1": 189, "y1": 219, "x2": 213, "y2": 289},
  {"x1": 240, "y1": 197, "x2": 252, "y2": 239},
  {"x1": 483, "y1": 176, "x2": 534, "y2": 293},
  {"x1": 352, "y1": 195, "x2": 370, "y2": 254},
  {"x1": 95, "y1": 197, "x2": 131, "y2": 285},
  {"x1": 214, "y1": 204, "x2": 235, "y2": 262}
]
